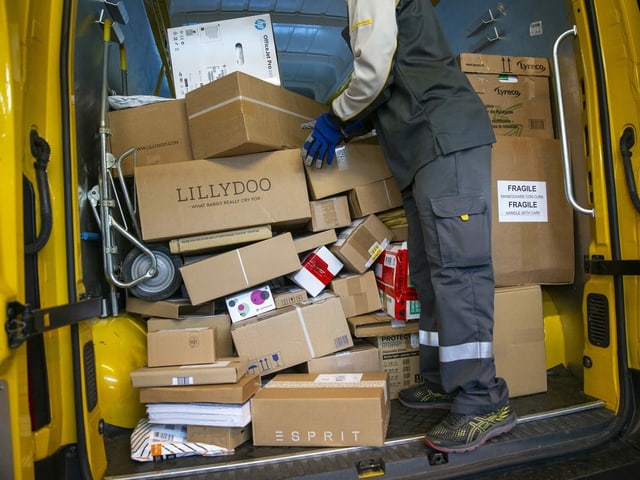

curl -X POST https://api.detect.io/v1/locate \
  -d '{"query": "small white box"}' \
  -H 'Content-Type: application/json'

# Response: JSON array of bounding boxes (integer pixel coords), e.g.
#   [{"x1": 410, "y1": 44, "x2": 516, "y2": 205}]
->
[
  {"x1": 290, "y1": 247, "x2": 344, "y2": 297},
  {"x1": 168, "y1": 14, "x2": 281, "y2": 98},
  {"x1": 225, "y1": 285, "x2": 276, "y2": 323}
]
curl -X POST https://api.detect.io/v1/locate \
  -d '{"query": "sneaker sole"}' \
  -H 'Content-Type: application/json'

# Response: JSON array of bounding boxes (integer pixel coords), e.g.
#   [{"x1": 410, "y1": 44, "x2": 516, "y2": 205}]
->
[
  {"x1": 398, "y1": 398, "x2": 452, "y2": 410},
  {"x1": 424, "y1": 414, "x2": 517, "y2": 454}
]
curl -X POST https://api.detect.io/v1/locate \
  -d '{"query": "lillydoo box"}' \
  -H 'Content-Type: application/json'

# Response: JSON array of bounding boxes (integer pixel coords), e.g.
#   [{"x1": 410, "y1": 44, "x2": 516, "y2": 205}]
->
[
  {"x1": 135, "y1": 148, "x2": 311, "y2": 242},
  {"x1": 187, "y1": 425, "x2": 252, "y2": 450},
  {"x1": 251, "y1": 372, "x2": 390, "y2": 447},
  {"x1": 186, "y1": 71, "x2": 326, "y2": 159},
  {"x1": 306, "y1": 342, "x2": 382, "y2": 374},
  {"x1": 147, "y1": 328, "x2": 216, "y2": 367},
  {"x1": 330, "y1": 271, "x2": 382, "y2": 318},
  {"x1": 349, "y1": 178, "x2": 403, "y2": 218},
  {"x1": 225, "y1": 285, "x2": 276, "y2": 323},
  {"x1": 125, "y1": 296, "x2": 215, "y2": 319},
  {"x1": 374, "y1": 242, "x2": 421, "y2": 321},
  {"x1": 494, "y1": 284, "x2": 547, "y2": 397},
  {"x1": 289, "y1": 246, "x2": 344, "y2": 297},
  {"x1": 108, "y1": 99, "x2": 193, "y2": 177},
  {"x1": 305, "y1": 143, "x2": 393, "y2": 200},
  {"x1": 168, "y1": 14, "x2": 281, "y2": 99},
  {"x1": 231, "y1": 293, "x2": 353, "y2": 376},
  {"x1": 366, "y1": 333, "x2": 421, "y2": 400},
  {"x1": 330, "y1": 215, "x2": 393, "y2": 274},
  {"x1": 307, "y1": 196, "x2": 352, "y2": 232},
  {"x1": 130, "y1": 357, "x2": 248, "y2": 387},
  {"x1": 491, "y1": 137, "x2": 575, "y2": 286},
  {"x1": 180, "y1": 233, "x2": 302, "y2": 305},
  {"x1": 147, "y1": 314, "x2": 233, "y2": 357}
]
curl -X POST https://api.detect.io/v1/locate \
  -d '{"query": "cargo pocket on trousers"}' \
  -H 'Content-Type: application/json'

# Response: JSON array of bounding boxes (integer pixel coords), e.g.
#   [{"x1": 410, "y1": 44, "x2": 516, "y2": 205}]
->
[{"x1": 430, "y1": 195, "x2": 491, "y2": 268}]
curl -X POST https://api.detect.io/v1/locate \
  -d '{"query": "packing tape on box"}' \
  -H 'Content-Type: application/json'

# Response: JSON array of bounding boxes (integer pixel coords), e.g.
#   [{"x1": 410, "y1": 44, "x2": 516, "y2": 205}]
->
[
  {"x1": 295, "y1": 305, "x2": 315, "y2": 358},
  {"x1": 188, "y1": 95, "x2": 317, "y2": 122},
  {"x1": 236, "y1": 250, "x2": 249, "y2": 285}
]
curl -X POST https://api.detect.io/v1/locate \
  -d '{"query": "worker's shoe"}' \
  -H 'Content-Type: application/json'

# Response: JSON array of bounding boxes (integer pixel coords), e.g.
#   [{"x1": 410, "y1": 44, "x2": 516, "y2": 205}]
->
[
  {"x1": 398, "y1": 383, "x2": 454, "y2": 409},
  {"x1": 424, "y1": 403, "x2": 517, "y2": 454}
]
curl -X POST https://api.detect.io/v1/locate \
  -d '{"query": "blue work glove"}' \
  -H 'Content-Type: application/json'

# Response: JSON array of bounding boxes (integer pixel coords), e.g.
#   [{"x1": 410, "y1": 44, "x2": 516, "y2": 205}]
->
[{"x1": 302, "y1": 113, "x2": 344, "y2": 168}]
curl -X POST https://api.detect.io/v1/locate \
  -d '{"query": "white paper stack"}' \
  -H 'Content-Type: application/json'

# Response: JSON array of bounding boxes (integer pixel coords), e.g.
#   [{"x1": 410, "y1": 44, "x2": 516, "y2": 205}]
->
[{"x1": 146, "y1": 401, "x2": 251, "y2": 427}]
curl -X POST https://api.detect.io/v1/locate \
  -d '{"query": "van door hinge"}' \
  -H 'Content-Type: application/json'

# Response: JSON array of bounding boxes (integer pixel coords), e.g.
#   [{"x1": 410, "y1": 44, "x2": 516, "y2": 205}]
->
[
  {"x1": 584, "y1": 255, "x2": 640, "y2": 275},
  {"x1": 5, "y1": 297, "x2": 103, "y2": 349}
]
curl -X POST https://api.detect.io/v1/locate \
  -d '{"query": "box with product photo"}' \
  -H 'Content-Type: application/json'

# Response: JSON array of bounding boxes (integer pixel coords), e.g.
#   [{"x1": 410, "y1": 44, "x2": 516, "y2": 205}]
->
[
  {"x1": 348, "y1": 177, "x2": 403, "y2": 218},
  {"x1": 289, "y1": 246, "x2": 344, "y2": 297},
  {"x1": 231, "y1": 293, "x2": 353, "y2": 376},
  {"x1": 330, "y1": 214, "x2": 393, "y2": 274},
  {"x1": 251, "y1": 372, "x2": 390, "y2": 447},
  {"x1": 168, "y1": 14, "x2": 281, "y2": 99},
  {"x1": 185, "y1": 71, "x2": 326, "y2": 159},
  {"x1": 374, "y1": 242, "x2": 421, "y2": 321},
  {"x1": 180, "y1": 233, "x2": 302, "y2": 305},
  {"x1": 225, "y1": 284, "x2": 276, "y2": 323},
  {"x1": 307, "y1": 195, "x2": 352, "y2": 232},
  {"x1": 147, "y1": 327, "x2": 217, "y2": 367},
  {"x1": 330, "y1": 271, "x2": 382, "y2": 318},
  {"x1": 293, "y1": 229, "x2": 338, "y2": 253},
  {"x1": 130, "y1": 357, "x2": 248, "y2": 388},
  {"x1": 348, "y1": 312, "x2": 419, "y2": 338},
  {"x1": 108, "y1": 99, "x2": 193, "y2": 177},
  {"x1": 366, "y1": 333, "x2": 421, "y2": 400},
  {"x1": 306, "y1": 341, "x2": 382, "y2": 374}
]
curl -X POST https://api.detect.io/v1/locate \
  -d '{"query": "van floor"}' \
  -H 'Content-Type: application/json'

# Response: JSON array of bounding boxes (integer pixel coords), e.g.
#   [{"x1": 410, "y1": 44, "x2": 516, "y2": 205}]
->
[{"x1": 103, "y1": 365, "x2": 607, "y2": 480}]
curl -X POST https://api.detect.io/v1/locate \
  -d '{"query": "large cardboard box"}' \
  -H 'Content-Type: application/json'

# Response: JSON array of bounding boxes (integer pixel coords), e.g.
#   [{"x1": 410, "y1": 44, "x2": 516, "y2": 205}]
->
[
  {"x1": 304, "y1": 143, "x2": 393, "y2": 200},
  {"x1": 348, "y1": 312, "x2": 420, "y2": 338},
  {"x1": 147, "y1": 328, "x2": 217, "y2": 367},
  {"x1": 125, "y1": 296, "x2": 215, "y2": 319},
  {"x1": 168, "y1": 225, "x2": 272, "y2": 255},
  {"x1": 108, "y1": 99, "x2": 193, "y2": 177},
  {"x1": 168, "y1": 15, "x2": 281, "y2": 99},
  {"x1": 306, "y1": 342, "x2": 382, "y2": 374},
  {"x1": 187, "y1": 425, "x2": 252, "y2": 450},
  {"x1": 366, "y1": 333, "x2": 421, "y2": 400},
  {"x1": 330, "y1": 271, "x2": 382, "y2": 318},
  {"x1": 231, "y1": 293, "x2": 353, "y2": 376},
  {"x1": 458, "y1": 53, "x2": 551, "y2": 76},
  {"x1": 491, "y1": 137, "x2": 575, "y2": 286},
  {"x1": 348, "y1": 178, "x2": 403, "y2": 218},
  {"x1": 185, "y1": 71, "x2": 326, "y2": 158},
  {"x1": 130, "y1": 357, "x2": 248, "y2": 387},
  {"x1": 293, "y1": 230, "x2": 338, "y2": 253},
  {"x1": 147, "y1": 314, "x2": 233, "y2": 357},
  {"x1": 180, "y1": 233, "x2": 302, "y2": 305},
  {"x1": 330, "y1": 215, "x2": 393, "y2": 274},
  {"x1": 135, "y1": 149, "x2": 311, "y2": 241},
  {"x1": 251, "y1": 372, "x2": 390, "y2": 447},
  {"x1": 307, "y1": 196, "x2": 352, "y2": 232}
]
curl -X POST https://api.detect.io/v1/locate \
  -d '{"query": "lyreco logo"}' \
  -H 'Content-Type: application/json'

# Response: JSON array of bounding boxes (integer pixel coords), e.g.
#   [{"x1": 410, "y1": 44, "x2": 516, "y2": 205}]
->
[
  {"x1": 494, "y1": 86, "x2": 521, "y2": 97},
  {"x1": 254, "y1": 18, "x2": 267, "y2": 30},
  {"x1": 516, "y1": 60, "x2": 547, "y2": 73}
]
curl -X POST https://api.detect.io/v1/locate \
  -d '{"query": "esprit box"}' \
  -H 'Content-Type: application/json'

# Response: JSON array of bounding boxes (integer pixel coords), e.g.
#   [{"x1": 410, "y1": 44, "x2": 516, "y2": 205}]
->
[
  {"x1": 289, "y1": 246, "x2": 344, "y2": 297},
  {"x1": 135, "y1": 149, "x2": 311, "y2": 242},
  {"x1": 125, "y1": 296, "x2": 215, "y2": 319},
  {"x1": 108, "y1": 99, "x2": 193, "y2": 177},
  {"x1": 186, "y1": 71, "x2": 326, "y2": 159},
  {"x1": 330, "y1": 271, "x2": 382, "y2": 318},
  {"x1": 187, "y1": 425, "x2": 252, "y2": 450},
  {"x1": 225, "y1": 284, "x2": 276, "y2": 323},
  {"x1": 130, "y1": 357, "x2": 248, "y2": 387},
  {"x1": 251, "y1": 372, "x2": 390, "y2": 447},
  {"x1": 348, "y1": 178, "x2": 403, "y2": 218},
  {"x1": 307, "y1": 196, "x2": 352, "y2": 232},
  {"x1": 147, "y1": 314, "x2": 233, "y2": 358},
  {"x1": 168, "y1": 14, "x2": 281, "y2": 99},
  {"x1": 304, "y1": 143, "x2": 393, "y2": 200},
  {"x1": 366, "y1": 333, "x2": 421, "y2": 400},
  {"x1": 306, "y1": 342, "x2": 382, "y2": 374},
  {"x1": 147, "y1": 328, "x2": 216, "y2": 367},
  {"x1": 348, "y1": 312, "x2": 419, "y2": 338},
  {"x1": 491, "y1": 137, "x2": 575, "y2": 286},
  {"x1": 330, "y1": 215, "x2": 393, "y2": 274},
  {"x1": 231, "y1": 293, "x2": 353, "y2": 376},
  {"x1": 374, "y1": 242, "x2": 421, "y2": 321},
  {"x1": 180, "y1": 233, "x2": 302, "y2": 305}
]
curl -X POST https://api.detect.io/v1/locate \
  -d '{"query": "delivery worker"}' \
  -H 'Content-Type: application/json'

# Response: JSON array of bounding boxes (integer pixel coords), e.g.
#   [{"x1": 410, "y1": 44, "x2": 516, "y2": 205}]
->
[{"x1": 301, "y1": 0, "x2": 516, "y2": 453}]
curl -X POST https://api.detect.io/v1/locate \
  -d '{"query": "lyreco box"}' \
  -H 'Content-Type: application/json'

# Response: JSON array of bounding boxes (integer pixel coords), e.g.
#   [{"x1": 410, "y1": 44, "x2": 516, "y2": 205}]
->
[
  {"x1": 348, "y1": 178, "x2": 403, "y2": 218},
  {"x1": 491, "y1": 137, "x2": 575, "y2": 286},
  {"x1": 180, "y1": 233, "x2": 302, "y2": 305},
  {"x1": 130, "y1": 357, "x2": 248, "y2": 387},
  {"x1": 306, "y1": 342, "x2": 382, "y2": 374},
  {"x1": 307, "y1": 196, "x2": 352, "y2": 232},
  {"x1": 251, "y1": 372, "x2": 390, "y2": 447},
  {"x1": 231, "y1": 293, "x2": 353, "y2": 376},
  {"x1": 330, "y1": 271, "x2": 382, "y2": 318},
  {"x1": 374, "y1": 242, "x2": 421, "y2": 321},
  {"x1": 146, "y1": 328, "x2": 216, "y2": 367},
  {"x1": 366, "y1": 333, "x2": 421, "y2": 400},
  {"x1": 135, "y1": 149, "x2": 311, "y2": 241},
  {"x1": 330, "y1": 215, "x2": 393, "y2": 274},
  {"x1": 457, "y1": 53, "x2": 551, "y2": 76},
  {"x1": 168, "y1": 14, "x2": 280, "y2": 99},
  {"x1": 225, "y1": 285, "x2": 276, "y2": 323},
  {"x1": 185, "y1": 71, "x2": 326, "y2": 159},
  {"x1": 108, "y1": 99, "x2": 193, "y2": 177},
  {"x1": 289, "y1": 246, "x2": 344, "y2": 297},
  {"x1": 304, "y1": 143, "x2": 393, "y2": 200}
]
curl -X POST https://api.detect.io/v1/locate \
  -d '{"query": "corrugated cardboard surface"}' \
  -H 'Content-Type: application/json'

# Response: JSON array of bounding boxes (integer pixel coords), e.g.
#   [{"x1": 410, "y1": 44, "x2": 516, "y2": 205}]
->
[
  {"x1": 458, "y1": 53, "x2": 551, "y2": 76},
  {"x1": 125, "y1": 296, "x2": 215, "y2": 319},
  {"x1": 130, "y1": 357, "x2": 248, "y2": 387},
  {"x1": 185, "y1": 71, "x2": 325, "y2": 158},
  {"x1": 251, "y1": 372, "x2": 390, "y2": 447},
  {"x1": 348, "y1": 312, "x2": 420, "y2": 338},
  {"x1": 147, "y1": 328, "x2": 217, "y2": 367},
  {"x1": 306, "y1": 342, "x2": 382, "y2": 374},
  {"x1": 331, "y1": 215, "x2": 393, "y2": 274},
  {"x1": 308, "y1": 195, "x2": 352, "y2": 232},
  {"x1": 348, "y1": 177, "x2": 403, "y2": 218},
  {"x1": 187, "y1": 425, "x2": 252, "y2": 450},
  {"x1": 366, "y1": 334, "x2": 421, "y2": 400},
  {"x1": 293, "y1": 229, "x2": 337, "y2": 253},
  {"x1": 330, "y1": 271, "x2": 382, "y2": 318},
  {"x1": 135, "y1": 149, "x2": 311, "y2": 241}
]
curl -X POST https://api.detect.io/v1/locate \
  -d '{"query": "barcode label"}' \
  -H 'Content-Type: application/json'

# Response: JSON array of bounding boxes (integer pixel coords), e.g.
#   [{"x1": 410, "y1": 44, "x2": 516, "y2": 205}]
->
[
  {"x1": 528, "y1": 119, "x2": 546, "y2": 130},
  {"x1": 171, "y1": 376, "x2": 194, "y2": 385},
  {"x1": 334, "y1": 335, "x2": 350, "y2": 348}
]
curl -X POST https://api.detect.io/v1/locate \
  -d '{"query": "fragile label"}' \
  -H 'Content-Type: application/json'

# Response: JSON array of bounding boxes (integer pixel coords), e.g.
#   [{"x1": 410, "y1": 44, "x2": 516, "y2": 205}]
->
[{"x1": 497, "y1": 180, "x2": 548, "y2": 222}]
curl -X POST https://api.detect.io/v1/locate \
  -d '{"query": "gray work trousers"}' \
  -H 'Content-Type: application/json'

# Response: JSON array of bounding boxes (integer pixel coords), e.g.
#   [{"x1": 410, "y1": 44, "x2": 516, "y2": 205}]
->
[{"x1": 403, "y1": 144, "x2": 509, "y2": 415}]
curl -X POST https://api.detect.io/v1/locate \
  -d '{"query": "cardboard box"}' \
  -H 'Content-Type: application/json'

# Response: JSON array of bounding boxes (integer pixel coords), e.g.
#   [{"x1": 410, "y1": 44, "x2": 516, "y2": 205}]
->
[
  {"x1": 135, "y1": 149, "x2": 311, "y2": 241},
  {"x1": 494, "y1": 284, "x2": 547, "y2": 397},
  {"x1": 108, "y1": 99, "x2": 193, "y2": 177},
  {"x1": 348, "y1": 178, "x2": 403, "y2": 218},
  {"x1": 366, "y1": 333, "x2": 421, "y2": 400},
  {"x1": 491, "y1": 137, "x2": 575, "y2": 286},
  {"x1": 180, "y1": 233, "x2": 302, "y2": 305},
  {"x1": 348, "y1": 312, "x2": 420, "y2": 338},
  {"x1": 231, "y1": 293, "x2": 353, "y2": 376},
  {"x1": 374, "y1": 242, "x2": 421, "y2": 321},
  {"x1": 130, "y1": 357, "x2": 248, "y2": 387},
  {"x1": 169, "y1": 225, "x2": 272, "y2": 255},
  {"x1": 306, "y1": 342, "x2": 382, "y2": 374},
  {"x1": 251, "y1": 372, "x2": 390, "y2": 447},
  {"x1": 139, "y1": 373, "x2": 261, "y2": 404},
  {"x1": 289, "y1": 246, "x2": 344, "y2": 297},
  {"x1": 125, "y1": 296, "x2": 215, "y2": 319},
  {"x1": 147, "y1": 314, "x2": 233, "y2": 357},
  {"x1": 225, "y1": 285, "x2": 276, "y2": 323},
  {"x1": 330, "y1": 271, "x2": 382, "y2": 318},
  {"x1": 147, "y1": 328, "x2": 217, "y2": 367},
  {"x1": 168, "y1": 15, "x2": 281, "y2": 99},
  {"x1": 304, "y1": 143, "x2": 393, "y2": 200},
  {"x1": 187, "y1": 425, "x2": 252, "y2": 450},
  {"x1": 458, "y1": 53, "x2": 551, "y2": 76},
  {"x1": 271, "y1": 286, "x2": 308, "y2": 308},
  {"x1": 293, "y1": 229, "x2": 338, "y2": 253},
  {"x1": 330, "y1": 215, "x2": 393, "y2": 274},
  {"x1": 186, "y1": 71, "x2": 325, "y2": 158},
  {"x1": 307, "y1": 196, "x2": 352, "y2": 232}
]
